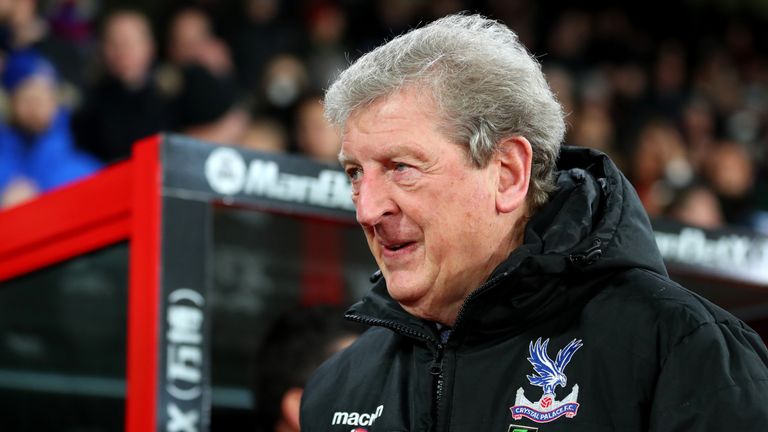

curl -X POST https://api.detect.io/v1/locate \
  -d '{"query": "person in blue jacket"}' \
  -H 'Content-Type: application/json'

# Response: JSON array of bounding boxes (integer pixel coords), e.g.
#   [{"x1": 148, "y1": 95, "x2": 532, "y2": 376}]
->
[{"x1": 0, "y1": 50, "x2": 101, "y2": 208}]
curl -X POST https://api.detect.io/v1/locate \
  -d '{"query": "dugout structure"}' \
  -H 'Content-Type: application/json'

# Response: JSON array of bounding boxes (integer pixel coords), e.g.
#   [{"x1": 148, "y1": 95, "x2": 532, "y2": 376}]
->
[{"x1": 0, "y1": 134, "x2": 376, "y2": 431}]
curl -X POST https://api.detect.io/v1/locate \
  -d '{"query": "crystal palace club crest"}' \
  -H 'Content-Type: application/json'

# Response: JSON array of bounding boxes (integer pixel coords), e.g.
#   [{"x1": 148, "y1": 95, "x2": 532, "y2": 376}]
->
[{"x1": 510, "y1": 338, "x2": 583, "y2": 423}]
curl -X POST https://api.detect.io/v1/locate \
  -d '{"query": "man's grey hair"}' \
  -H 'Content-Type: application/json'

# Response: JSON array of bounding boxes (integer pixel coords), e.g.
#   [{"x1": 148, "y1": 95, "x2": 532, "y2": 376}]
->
[{"x1": 325, "y1": 14, "x2": 565, "y2": 210}]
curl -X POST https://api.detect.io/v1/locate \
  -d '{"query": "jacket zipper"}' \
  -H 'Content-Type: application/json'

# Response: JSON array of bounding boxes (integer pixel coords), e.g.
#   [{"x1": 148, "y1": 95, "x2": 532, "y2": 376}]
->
[
  {"x1": 452, "y1": 272, "x2": 509, "y2": 332},
  {"x1": 345, "y1": 314, "x2": 437, "y2": 343},
  {"x1": 345, "y1": 314, "x2": 447, "y2": 431},
  {"x1": 430, "y1": 343, "x2": 445, "y2": 432},
  {"x1": 347, "y1": 272, "x2": 511, "y2": 432}
]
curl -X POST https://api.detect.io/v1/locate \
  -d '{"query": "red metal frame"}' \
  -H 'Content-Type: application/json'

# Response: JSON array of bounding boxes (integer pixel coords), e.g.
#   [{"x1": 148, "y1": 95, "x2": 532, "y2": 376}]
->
[
  {"x1": 0, "y1": 162, "x2": 131, "y2": 281},
  {"x1": 0, "y1": 134, "x2": 163, "y2": 431},
  {"x1": 126, "y1": 135, "x2": 162, "y2": 432}
]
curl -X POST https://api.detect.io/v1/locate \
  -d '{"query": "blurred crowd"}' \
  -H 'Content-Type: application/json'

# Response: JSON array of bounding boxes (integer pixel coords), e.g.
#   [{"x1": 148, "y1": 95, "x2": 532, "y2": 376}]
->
[{"x1": 1, "y1": 0, "x2": 767, "y2": 234}]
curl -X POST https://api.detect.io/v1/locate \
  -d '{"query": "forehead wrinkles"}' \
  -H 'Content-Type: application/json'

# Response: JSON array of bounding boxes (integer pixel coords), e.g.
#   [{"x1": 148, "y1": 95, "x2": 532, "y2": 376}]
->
[
  {"x1": 344, "y1": 85, "x2": 441, "y2": 129},
  {"x1": 339, "y1": 86, "x2": 466, "y2": 167}
]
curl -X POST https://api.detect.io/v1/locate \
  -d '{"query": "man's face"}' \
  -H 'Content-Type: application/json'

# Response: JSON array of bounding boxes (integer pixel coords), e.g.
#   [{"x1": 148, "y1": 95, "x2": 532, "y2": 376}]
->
[
  {"x1": 103, "y1": 13, "x2": 154, "y2": 86},
  {"x1": 11, "y1": 76, "x2": 58, "y2": 135},
  {"x1": 296, "y1": 99, "x2": 341, "y2": 163},
  {"x1": 340, "y1": 88, "x2": 507, "y2": 324}
]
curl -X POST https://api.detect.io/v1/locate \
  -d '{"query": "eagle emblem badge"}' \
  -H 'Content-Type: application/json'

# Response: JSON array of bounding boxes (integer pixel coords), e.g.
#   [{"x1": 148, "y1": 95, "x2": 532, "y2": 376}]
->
[{"x1": 510, "y1": 338, "x2": 583, "y2": 423}]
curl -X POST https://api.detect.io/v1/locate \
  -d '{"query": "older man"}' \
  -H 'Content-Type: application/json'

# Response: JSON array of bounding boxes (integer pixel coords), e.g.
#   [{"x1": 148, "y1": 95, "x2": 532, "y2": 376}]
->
[{"x1": 300, "y1": 14, "x2": 768, "y2": 431}]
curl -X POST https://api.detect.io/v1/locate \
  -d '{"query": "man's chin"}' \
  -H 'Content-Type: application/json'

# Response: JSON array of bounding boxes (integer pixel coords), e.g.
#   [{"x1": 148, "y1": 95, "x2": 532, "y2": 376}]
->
[
  {"x1": 385, "y1": 284, "x2": 438, "y2": 320},
  {"x1": 385, "y1": 279, "x2": 426, "y2": 306},
  {"x1": 388, "y1": 285, "x2": 461, "y2": 326},
  {"x1": 399, "y1": 302, "x2": 456, "y2": 326},
  {"x1": 386, "y1": 284, "x2": 425, "y2": 306}
]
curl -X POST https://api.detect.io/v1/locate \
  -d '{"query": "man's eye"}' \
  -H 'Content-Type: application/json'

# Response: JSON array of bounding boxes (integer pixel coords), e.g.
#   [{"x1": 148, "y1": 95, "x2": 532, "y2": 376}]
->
[
  {"x1": 394, "y1": 162, "x2": 410, "y2": 172},
  {"x1": 345, "y1": 167, "x2": 362, "y2": 182}
]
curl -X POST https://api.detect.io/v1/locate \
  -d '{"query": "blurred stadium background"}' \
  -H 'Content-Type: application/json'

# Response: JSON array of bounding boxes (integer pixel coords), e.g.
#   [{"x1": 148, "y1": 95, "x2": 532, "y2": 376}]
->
[{"x1": 2, "y1": 0, "x2": 768, "y2": 430}]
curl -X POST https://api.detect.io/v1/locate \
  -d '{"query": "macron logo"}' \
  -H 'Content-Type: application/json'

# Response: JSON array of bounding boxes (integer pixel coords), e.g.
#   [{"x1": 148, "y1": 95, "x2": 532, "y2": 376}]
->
[{"x1": 331, "y1": 405, "x2": 383, "y2": 427}]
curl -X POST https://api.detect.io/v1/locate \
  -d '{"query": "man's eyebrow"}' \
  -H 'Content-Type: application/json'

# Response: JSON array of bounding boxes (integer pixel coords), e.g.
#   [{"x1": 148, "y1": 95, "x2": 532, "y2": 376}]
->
[
  {"x1": 338, "y1": 143, "x2": 429, "y2": 166},
  {"x1": 384, "y1": 144, "x2": 429, "y2": 162},
  {"x1": 338, "y1": 152, "x2": 356, "y2": 166}
]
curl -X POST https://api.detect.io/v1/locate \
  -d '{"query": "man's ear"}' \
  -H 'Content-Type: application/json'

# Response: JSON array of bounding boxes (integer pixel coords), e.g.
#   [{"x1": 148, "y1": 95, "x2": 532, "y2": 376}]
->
[
  {"x1": 495, "y1": 136, "x2": 532, "y2": 213},
  {"x1": 281, "y1": 387, "x2": 304, "y2": 432}
]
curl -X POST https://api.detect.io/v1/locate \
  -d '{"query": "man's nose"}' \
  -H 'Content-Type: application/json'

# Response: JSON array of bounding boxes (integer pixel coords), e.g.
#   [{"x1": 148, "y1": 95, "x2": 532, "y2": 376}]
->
[{"x1": 355, "y1": 174, "x2": 397, "y2": 227}]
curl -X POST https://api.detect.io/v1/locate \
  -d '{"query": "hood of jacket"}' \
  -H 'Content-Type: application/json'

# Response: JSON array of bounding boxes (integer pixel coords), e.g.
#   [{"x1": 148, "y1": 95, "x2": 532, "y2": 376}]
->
[{"x1": 347, "y1": 146, "x2": 668, "y2": 342}]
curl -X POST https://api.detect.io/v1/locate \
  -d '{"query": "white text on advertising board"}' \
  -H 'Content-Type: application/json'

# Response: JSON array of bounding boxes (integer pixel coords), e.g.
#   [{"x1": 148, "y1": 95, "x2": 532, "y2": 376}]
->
[
  {"x1": 205, "y1": 147, "x2": 354, "y2": 210},
  {"x1": 166, "y1": 289, "x2": 204, "y2": 432}
]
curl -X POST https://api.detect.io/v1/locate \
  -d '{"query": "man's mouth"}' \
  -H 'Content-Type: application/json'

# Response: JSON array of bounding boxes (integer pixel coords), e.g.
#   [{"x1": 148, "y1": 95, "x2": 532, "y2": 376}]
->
[{"x1": 385, "y1": 242, "x2": 415, "y2": 252}]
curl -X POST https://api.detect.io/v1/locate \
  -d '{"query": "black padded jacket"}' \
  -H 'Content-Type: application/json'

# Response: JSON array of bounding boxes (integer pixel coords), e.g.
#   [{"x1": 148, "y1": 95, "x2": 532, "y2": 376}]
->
[{"x1": 300, "y1": 147, "x2": 768, "y2": 432}]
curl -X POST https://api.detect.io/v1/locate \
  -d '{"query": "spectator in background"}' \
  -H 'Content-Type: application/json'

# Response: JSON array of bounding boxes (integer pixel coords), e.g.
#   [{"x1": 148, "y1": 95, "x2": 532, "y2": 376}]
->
[
  {"x1": 163, "y1": 7, "x2": 249, "y2": 145},
  {"x1": 72, "y1": 9, "x2": 172, "y2": 163},
  {"x1": 570, "y1": 102, "x2": 621, "y2": 166},
  {"x1": 545, "y1": 9, "x2": 592, "y2": 75},
  {"x1": 301, "y1": 1, "x2": 348, "y2": 92},
  {"x1": 240, "y1": 115, "x2": 288, "y2": 153},
  {"x1": 630, "y1": 119, "x2": 692, "y2": 216},
  {"x1": 172, "y1": 63, "x2": 249, "y2": 145},
  {"x1": 252, "y1": 306, "x2": 362, "y2": 432},
  {"x1": 229, "y1": 0, "x2": 303, "y2": 96},
  {"x1": 254, "y1": 53, "x2": 309, "y2": 124},
  {"x1": 47, "y1": 0, "x2": 95, "y2": 47},
  {"x1": 166, "y1": 6, "x2": 233, "y2": 76},
  {"x1": 694, "y1": 48, "x2": 743, "y2": 120},
  {"x1": 681, "y1": 96, "x2": 717, "y2": 172},
  {"x1": 292, "y1": 93, "x2": 339, "y2": 163},
  {"x1": 0, "y1": 0, "x2": 90, "y2": 98},
  {"x1": 650, "y1": 41, "x2": 688, "y2": 121},
  {"x1": 705, "y1": 140, "x2": 756, "y2": 226},
  {"x1": 664, "y1": 183, "x2": 724, "y2": 230},
  {"x1": 0, "y1": 50, "x2": 101, "y2": 208}
]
